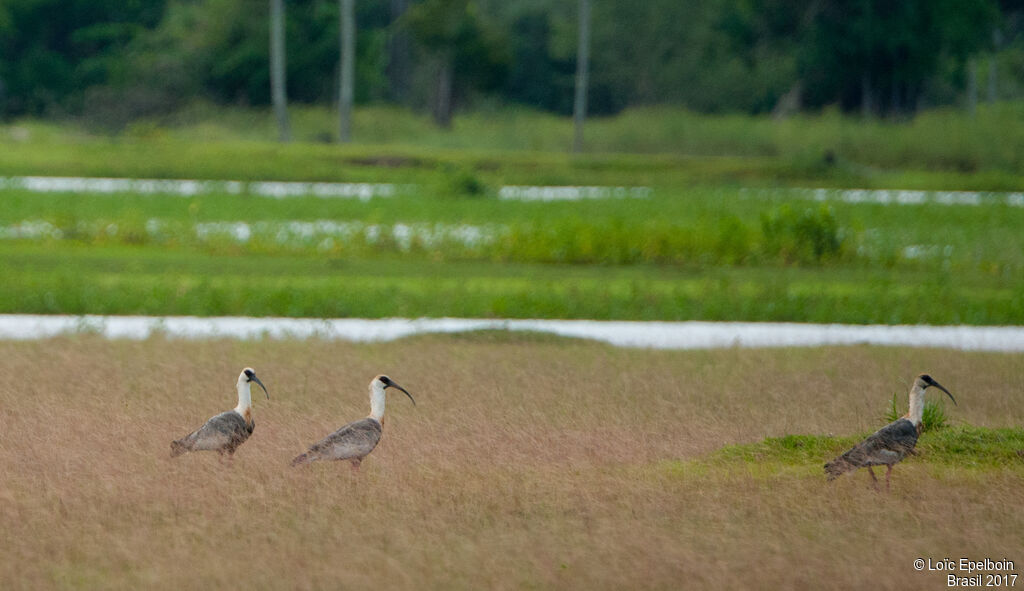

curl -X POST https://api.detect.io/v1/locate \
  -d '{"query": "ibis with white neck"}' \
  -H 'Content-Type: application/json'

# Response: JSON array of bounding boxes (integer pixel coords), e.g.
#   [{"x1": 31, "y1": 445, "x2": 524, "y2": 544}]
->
[
  {"x1": 171, "y1": 368, "x2": 269, "y2": 462},
  {"x1": 825, "y1": 374, "x2": 956, "y2": 490},
  {"x1": 291, "y1": 375, "x2": 415, "y2": 471}
]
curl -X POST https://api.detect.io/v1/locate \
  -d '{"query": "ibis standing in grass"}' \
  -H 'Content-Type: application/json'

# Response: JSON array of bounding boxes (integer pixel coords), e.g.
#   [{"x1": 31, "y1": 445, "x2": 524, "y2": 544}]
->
[
  {"x1": 291, "y1": 375, "x2": 415, "y2": 471},
  {"x1": 171, "y1": 368, "x2": 269, "y2": 463},
  {"x1": 825, "y1": 374, "x2": 956, "y2": 490}
]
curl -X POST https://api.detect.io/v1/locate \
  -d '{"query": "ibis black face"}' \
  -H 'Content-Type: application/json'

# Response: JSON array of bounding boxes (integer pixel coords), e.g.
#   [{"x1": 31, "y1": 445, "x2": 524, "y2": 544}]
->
[
  {"x1": 921, "y1": 374, "x2": 956, "y2": 406},
  {"x1": 380, "y1": 375, "x2": 416, "y2": 406},
  {"x1": 244, "y1": 369, "x2": 270, "y2": 400}
]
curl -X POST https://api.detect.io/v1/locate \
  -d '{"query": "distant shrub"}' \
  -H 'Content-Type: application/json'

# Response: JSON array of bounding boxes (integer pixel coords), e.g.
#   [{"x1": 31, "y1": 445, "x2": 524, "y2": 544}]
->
[
  {"x1": 80, "y1": 85, "x2": 181, "y2": 132},
  {"x1": 436, "y1": 164, "x2": 487, "y2": 197},
  {"x1": 714, "y1": 215, "x2": 756, "y2": 265},
  {"x1": 760, "y1": 204, "x2": 845, "y2": 264}
]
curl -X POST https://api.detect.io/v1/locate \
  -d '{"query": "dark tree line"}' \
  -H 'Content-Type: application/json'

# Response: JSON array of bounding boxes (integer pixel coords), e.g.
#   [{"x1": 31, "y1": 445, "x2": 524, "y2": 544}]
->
[{"x1": 1, "y1": 0, "x2": 1021, "y2": 127}]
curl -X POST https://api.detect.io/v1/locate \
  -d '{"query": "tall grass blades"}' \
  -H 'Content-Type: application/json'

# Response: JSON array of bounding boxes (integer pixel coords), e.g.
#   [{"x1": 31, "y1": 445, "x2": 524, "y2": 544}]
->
[{"x1": 886, "y1": 394, "x2": 951, "y2": 433}]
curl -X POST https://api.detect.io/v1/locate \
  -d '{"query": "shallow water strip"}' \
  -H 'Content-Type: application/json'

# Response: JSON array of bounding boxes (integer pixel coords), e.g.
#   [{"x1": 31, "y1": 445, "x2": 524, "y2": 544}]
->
[{"x1": 0, "y1": 315, "x2": 1022, "y2": 352}]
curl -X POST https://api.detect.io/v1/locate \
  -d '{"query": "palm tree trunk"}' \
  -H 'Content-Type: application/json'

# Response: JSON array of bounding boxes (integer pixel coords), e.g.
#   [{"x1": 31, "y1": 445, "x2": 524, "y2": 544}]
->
[
  {"x1": 572, "y1": 0, "x2": 591, "y2": 153},
  {"x1": 433, "y1": 57, "x2": 453, "y2": 128},
  {"x1": 338, "y1": 0, "x2": 355, "y2": 142},
  {"x1": 967, "y1": 58, "x2": 978, "y2": 116},
  {"x1": 270, "y1": 0, "x2": 291, "y2": 142}
]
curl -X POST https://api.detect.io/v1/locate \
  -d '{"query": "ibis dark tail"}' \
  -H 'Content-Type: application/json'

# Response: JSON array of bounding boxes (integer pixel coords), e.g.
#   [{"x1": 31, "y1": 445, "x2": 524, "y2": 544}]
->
[
  {"x1": 170, "y1": 439, "x2": 189, "y2": 457},
  {"x1": 170, "y1": 431, "x2": 199, "y2": 457},
  {"x1": 824, "y1": 456, "x2": 857, "y2": 481}
]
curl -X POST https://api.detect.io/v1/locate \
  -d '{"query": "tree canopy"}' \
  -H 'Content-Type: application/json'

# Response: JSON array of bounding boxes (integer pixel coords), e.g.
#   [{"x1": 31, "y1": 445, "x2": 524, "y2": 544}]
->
[{"x1": 0, "y1": 0, "x2": 1016, "y2": 124}]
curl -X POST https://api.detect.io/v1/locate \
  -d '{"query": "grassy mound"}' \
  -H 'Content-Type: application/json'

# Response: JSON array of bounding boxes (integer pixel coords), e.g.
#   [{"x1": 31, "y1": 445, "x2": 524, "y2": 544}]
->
[{"x1": 699, "y1": 426, "x2": 1024, "y2": 472}]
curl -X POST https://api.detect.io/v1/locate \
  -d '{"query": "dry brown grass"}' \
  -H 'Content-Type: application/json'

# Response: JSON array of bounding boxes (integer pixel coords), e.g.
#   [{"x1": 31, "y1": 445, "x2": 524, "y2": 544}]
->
[{"x1": 0, "y1": 334, "x2": 1021, "y2": 590}]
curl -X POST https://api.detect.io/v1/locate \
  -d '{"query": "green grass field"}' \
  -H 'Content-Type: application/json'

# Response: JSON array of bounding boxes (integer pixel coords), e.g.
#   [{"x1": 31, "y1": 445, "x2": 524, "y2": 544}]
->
[
  {"x1": 2, "y1": 106, "x2": 1023, "y2": 324},
  {"x1": 7, "y1": 103, "x2": 1024, "y2": 188},
  {"x1": 0, "y1": 182, "x2": 1021, "y2": 323},
  {"x1": 2, "y1": 244, "x2": 1022, "y2": 323}
]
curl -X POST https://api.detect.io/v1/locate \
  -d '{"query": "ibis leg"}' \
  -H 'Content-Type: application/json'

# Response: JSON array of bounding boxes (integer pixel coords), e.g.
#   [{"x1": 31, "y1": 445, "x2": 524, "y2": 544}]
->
[
  {"x1": 885, "y1": 465, "x2": 893, "y2": 492},
  {"x1": 350, "y1": 458, "x2": 361, "y2": 473},
  {"x1": 866, "y1": 466, "x2": 879, "y2": 490}
]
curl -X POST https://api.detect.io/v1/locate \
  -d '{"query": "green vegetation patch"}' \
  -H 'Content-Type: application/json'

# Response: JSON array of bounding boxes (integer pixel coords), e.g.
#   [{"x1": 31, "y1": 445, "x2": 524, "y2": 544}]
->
[
  {"x1": 707, "y1": 433, "x2": 858, "y2": 467},
  {"x1": 9, "y1": 106, "x2": 1024, "y2": 189},
  {"x1": 2, "y1": 244, "x2": 1022, "y2": 323},
  {"x1": 922, "y1": 426, "x2": 1024, "y2": 467},
  {"x1": 3, "y1": 114, "x2": 1024, "y2": 323},
  {"x1": 673, "y1": 426, "x2": 1024, "y2": 478}
]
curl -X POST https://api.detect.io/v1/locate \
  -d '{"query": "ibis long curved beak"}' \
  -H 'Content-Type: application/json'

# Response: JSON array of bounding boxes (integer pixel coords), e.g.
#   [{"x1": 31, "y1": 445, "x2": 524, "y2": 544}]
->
[
  {"x1": 929, "y1": 380, "x2": 956, "y2": 406},
  {"x1": 251, "y1": 375, "x2": 270, "y2": 400},
  {"x1": 386, "y1": 381, "x2": 415, "y2": 406}
]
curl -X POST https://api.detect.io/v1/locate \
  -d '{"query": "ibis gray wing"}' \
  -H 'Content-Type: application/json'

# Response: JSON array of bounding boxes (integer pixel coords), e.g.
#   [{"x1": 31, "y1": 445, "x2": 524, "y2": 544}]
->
[
  {"x1": 305, "y1": 417, "x2": 382, "y2": 462},
  {"x1": 838, "y1": 418, "x2": 918, "y2": 467},
  {"x1": 180, "y1": 411, "x2": 253, "y2": 453}
]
